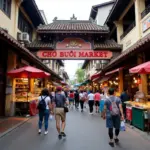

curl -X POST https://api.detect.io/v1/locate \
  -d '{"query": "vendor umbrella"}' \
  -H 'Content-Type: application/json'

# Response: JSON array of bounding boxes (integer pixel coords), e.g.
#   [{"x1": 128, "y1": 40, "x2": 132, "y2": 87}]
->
[
  {"x1": 7, "y1": 66, "x2": 50, "y2": 78},
  {"x1": 7, "y1": 66, "x2": 50, "y2": 102},
  {"x1": 129, "y1": 61, "x2": 150, "y2": 74}
]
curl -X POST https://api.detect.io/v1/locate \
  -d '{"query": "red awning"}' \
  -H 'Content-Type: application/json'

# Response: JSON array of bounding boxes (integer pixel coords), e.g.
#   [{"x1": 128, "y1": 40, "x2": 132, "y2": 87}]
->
[
  {"x1": 99, "y1": 76, "x2": 111, "y2": 83},
  {"x1": 91, "y1": 72, "x2": 101, "y2": 81},
  {"x1": 7, "y1": 66, "x2": 50, "y2": 78},
  {"x1": 105, "y1": 67, "x2": 123, "y2": 76},
  {"x1": 129, "y1": 61, "x2": 150, "y2": 74}
]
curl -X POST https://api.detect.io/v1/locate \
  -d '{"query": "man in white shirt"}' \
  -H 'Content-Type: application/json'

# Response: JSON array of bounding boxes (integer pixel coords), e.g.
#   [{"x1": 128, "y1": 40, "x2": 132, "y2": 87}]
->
[
  {"x1": 88, "y1": 91, "x2": 94, "y2": 114},
  {"x1": 79, "y1": 91, "x2": 84, "y2": 112}
]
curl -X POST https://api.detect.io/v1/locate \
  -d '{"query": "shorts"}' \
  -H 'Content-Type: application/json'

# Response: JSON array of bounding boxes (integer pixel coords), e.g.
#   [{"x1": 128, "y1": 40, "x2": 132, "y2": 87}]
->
[
  {"x1": 95, "y1": 101, "x2": 99, "y2": 106},
  {"x1": 55, "y1": 108, "x2": 66, "y2": 122},
  {"x1": 106, "y1": 115, "x2": 120, "y2": 129},
  {"x1": 69, "y1": 98, "x2": 74, "y2": 102}
]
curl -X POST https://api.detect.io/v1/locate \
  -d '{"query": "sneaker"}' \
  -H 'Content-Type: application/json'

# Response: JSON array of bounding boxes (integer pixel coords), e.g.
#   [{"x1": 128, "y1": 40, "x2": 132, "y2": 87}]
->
[
  {"x1": 81, "y1": 109, "x2": 83, "y2": 112},
  {"x1": 38, "y1": 129, "x2": 41, "y2": 134},
  {"x1": 44, "y1": 131, "x2": 48, "y2": 135},
  {"x1": 89, "y1": 113, "x2": 92, "y2": 115},
  {"x1": 109, "y1": 142, "x2": 114, "y2": 147},
  {"x1": 58, "y1": 134, "x2": 62, "y2": 139},
  {"x1": 114, "y1": 138, "x2": 119, "y2": 143},
  {"x1": 61, "y1": 132, "x2": 66, "y2": 137}
]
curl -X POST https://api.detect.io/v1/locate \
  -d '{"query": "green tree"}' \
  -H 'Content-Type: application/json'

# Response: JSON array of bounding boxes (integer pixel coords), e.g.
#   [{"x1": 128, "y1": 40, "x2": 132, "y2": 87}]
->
[
  {"x1": 69, "y1": 79, "x2": 76, "y2": 85},
  {"x1": 75, "y1": 69, "x2": 85, "y2": 83}
]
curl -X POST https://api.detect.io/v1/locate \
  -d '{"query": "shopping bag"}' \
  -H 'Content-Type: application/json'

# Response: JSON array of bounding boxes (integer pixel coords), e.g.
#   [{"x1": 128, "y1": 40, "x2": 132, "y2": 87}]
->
[
  {"x1": 120, "y1": 121, "x2": 126, "y2": 131},
  {"x1": 49, "y1": 115, "x2": 53, "y2": 121}
]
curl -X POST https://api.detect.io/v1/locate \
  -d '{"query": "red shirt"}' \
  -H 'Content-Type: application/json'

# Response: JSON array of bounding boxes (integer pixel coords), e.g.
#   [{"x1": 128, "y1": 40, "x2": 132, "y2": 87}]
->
[
  {"x1": 94, "y1": 93, "x2": 101, "y2": 101},
  {"x1": 69, "y1": 93, "x2": 74, "y2": 98}
]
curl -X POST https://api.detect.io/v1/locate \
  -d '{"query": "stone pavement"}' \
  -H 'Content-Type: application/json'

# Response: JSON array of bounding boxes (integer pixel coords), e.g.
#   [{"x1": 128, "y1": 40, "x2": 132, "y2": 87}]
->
[
  {"x1": 0, "y1": 109, "x2": 150, "y2": 150},
  {"x1": 0, "y1": 117, "x2": 29, "y2": 138}
]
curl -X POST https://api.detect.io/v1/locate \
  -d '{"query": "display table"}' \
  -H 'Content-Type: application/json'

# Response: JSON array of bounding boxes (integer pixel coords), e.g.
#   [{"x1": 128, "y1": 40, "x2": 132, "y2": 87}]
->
[
  {"x1": 132, "y1": 107, "x2": 147, "y2": 131},
  {"x1": 15, "y1": 99, "x2": 38, "y2": 116}
]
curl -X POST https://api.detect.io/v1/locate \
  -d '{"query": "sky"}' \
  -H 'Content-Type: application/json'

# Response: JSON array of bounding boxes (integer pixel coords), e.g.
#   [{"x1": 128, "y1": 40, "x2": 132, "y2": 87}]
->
[{"x1": 35, "y1": 0, "x2": 110, "y2": 79}]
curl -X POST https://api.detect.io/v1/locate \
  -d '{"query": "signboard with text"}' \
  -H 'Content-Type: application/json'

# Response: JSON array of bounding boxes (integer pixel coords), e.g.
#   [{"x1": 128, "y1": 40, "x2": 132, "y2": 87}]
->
[
  {"x1": 143, "y1": 16, "x2": 150, "y2": 32},
  {"x1": 37, "y1": 50, "x2": 113, "y2": 60}
]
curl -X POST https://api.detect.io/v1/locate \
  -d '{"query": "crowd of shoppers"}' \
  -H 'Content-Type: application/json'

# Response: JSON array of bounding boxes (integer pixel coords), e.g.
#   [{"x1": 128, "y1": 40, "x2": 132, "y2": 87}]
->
[{"x1": 37, "y1": 86, "x2": 125, "y2": 147}]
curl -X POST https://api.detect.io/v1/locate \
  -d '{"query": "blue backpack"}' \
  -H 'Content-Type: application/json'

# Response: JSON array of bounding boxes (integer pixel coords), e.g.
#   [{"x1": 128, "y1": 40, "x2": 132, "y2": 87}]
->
[{"x1": 37, "y1": 96, "x2": 47, "y2": 111}]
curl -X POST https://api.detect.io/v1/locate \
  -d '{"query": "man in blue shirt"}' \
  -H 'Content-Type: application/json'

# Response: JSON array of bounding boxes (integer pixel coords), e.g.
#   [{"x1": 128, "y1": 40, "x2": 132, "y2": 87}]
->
[{"x1": 120, "y1": 88, "x2": 130, "y2": 118}]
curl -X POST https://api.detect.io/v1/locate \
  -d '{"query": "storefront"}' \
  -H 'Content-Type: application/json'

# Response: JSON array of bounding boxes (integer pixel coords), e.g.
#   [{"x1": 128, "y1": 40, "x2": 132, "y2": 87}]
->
[
  {"x1": 7, "y1": 66, "x2": 50, "y2": 116},
  {"x1": 0, "y1": 29, "x2": 62, "y2": 117},
  {"x1": 102, "y1": 33, "x2": 150, "y2": 131}
]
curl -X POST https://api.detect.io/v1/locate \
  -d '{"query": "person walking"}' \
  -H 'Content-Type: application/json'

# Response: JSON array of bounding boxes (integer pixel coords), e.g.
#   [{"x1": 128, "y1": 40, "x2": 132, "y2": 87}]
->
[
  {"x1": 69, "y1": 90, "x2": 74, "y2": 109},
  {"x1": 52, "y1": 86, "x2": 68, "y2": 139},
  {"x1": 74, "y1": 90, "x2": 80, "y2": 109},
  {"x1": 94, "y1": 90, "x2": 101, "y2": 113},
  {"x1": 88, "y1": 91, "x2": 94, "y2": 114},
  {"x1": 83, "y1": 90, "x2": 88, "y2": 108},
  {"x1": 51, "y1": 88, "x2": 55, "y2": 98},
  {"x1": 64, "y1": 89, "x2": 69, "y2": 100},
  {"x1": 37, "y1": 88, "x2": 51, "y2": 135},
  {"x1": 120, "y1": 88, "x2": 130, "y2": 119},
  {"x1": 79, "y1": 91, "x2": 84, "y2": 112},
  {"x1": 103, "y1": 88, "x2": 124, "y2": 147}
]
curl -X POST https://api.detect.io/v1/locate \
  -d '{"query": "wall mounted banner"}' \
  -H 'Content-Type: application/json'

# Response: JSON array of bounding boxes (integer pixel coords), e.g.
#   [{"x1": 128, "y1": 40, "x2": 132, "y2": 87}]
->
[{"x1": 37, "y1": 50, "x2": 113, "y2": 60}]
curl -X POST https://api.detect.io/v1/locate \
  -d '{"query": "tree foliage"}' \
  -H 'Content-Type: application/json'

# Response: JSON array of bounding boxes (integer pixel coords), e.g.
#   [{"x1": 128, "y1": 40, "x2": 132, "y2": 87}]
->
[{"x1": 75, "y1": 69, "x2": 85, "y2": 83}]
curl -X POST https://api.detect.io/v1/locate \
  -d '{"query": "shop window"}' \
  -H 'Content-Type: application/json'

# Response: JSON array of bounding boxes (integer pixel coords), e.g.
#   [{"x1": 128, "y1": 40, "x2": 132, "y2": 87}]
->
[
  {"x1": 0, "y1": 0, "x2": 11, "y2": 17},
  {"x1": 145, "y1": 0, "x2": 150, "y2": 7},
  {"x1": 120, "y1": 4, "x2": 136, "y2": 40},
  {"x1": 18, "y1": 9, "x2": 33, "y2": 41}
]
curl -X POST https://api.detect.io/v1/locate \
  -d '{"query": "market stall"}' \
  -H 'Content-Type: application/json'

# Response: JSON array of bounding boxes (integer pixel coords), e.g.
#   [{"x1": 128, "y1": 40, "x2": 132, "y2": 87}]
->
[
  {"x1": 7, "y1": 66, "x2": 50, "y2": 116},
  {"x1": 127, "y1": 62, "x2": 150, "y2": 130}
]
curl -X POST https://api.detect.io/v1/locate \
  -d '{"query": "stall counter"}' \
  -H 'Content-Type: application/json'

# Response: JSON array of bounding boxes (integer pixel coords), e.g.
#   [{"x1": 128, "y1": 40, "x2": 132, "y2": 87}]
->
[
  {"x1": 15, "y1": 97, "x2": 39, "y2": 116},
  {"x1": 124, "y1": 101, "x2": 150, "y2": 131}
]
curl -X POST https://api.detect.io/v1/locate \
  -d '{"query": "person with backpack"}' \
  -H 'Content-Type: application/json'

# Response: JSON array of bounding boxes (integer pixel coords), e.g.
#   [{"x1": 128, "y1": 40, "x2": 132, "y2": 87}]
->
[
  {"x1": 52, "y1": 86, "x2": 68, "y2": 139},
  {"x1": 103, "y1": 88, "x2": 124, "y2": 147},
  {"x1": 37, "y1": 88, "x2": 51, "y2": 135}
]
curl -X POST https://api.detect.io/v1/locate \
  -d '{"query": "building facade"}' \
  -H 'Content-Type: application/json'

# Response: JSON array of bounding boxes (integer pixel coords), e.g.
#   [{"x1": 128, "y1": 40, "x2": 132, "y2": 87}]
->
[
  {"x1": 0, "y1": 0, "x2": 62, "y2": 117},
  {"x1": 89, "y1": 0, "x2": 115, "y2": 26},
  {"x1": 104, "y1": 0, "x2": 150, "y2": 96},
  {"x1": 28, "y1": 15, "x2": 122, "y2": 88},
  {"x1": 83, "y1": 0, "x2": 116, "y2": 80}
]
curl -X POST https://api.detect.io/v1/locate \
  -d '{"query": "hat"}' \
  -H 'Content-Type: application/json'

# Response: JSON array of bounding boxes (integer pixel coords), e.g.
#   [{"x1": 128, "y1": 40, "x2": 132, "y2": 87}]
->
[{"x1": 56, "y1": 86, "x2": 62, "y2": 91}]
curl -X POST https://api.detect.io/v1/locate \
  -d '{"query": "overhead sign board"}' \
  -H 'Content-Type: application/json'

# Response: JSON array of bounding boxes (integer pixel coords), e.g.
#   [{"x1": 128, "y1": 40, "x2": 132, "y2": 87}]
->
[{"x1": 37, "y1": 50, "x2": 113, "y2": 60}]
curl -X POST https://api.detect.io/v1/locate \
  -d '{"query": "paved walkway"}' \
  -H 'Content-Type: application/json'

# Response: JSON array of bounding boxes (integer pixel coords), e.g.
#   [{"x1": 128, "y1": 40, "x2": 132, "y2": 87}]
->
[
  {"x1": 0, "y1": 117, "x2": 29, "y2": 137},
  {"x1": 0, "y1": 109, "x2": 150, "y2": 150}
]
